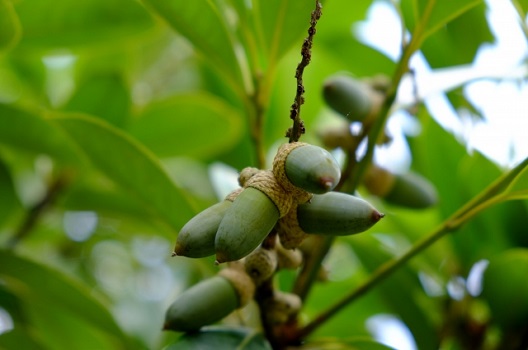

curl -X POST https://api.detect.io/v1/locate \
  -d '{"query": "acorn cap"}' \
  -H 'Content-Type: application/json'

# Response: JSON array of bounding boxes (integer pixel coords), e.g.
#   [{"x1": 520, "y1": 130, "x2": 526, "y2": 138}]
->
[
  {"x1": 263, "y1": 291, "x2": 302, "y2": 324},
  {"x1": 244, "y1": 247, "x2": 278, "y2": 285},
  {"x1": 219, "y1": 266, "x2": 256, "y2": 307}
]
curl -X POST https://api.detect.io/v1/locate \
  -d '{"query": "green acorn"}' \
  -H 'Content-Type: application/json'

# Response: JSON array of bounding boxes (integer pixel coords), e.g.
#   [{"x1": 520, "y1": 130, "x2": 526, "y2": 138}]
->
[
  {"x1": 164, "y1": 268, "x2": 255, "y2": 332},
  {"x1": 364, "y1": 165, "x2": 438, "y2": 209},
  {"x1": 283, "y1": 144, "x2": 341, "y2": 194},
  {"x1": 481, "y1": 249, "x2": 528, "y2": 330},
  {"x1": 322, "y1": 75, "x2": 382, "y2": 123},
  {"x1": 215, "y1": 187, "x2": 280, "y2": 263},
  {"x1": 173, "y1": 201, "x2": 232, "y2": 258},
  {"x1": 163, "y1": 276, "x2": 239, "y2": 332},
  {"x1": 297, "y1": 192, "x2": 383, "y2": 236}
]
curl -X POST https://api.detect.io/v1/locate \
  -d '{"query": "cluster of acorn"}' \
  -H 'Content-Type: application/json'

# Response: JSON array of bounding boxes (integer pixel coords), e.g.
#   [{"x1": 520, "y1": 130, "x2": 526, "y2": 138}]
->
[
  {"x1": 164, "y1": 141, "x2": 385, "y2": 332},
  {"x1": 320, "y1": 74, "x2": 438, "y2": 209}
]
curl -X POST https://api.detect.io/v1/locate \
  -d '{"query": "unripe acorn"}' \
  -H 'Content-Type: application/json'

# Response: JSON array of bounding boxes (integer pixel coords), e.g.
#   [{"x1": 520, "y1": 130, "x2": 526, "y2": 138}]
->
[
  {"x1": 297, "y1": 192, "x2": 383, "y2": 236},
  {"x1": 364, "y1": 165, "x2": 438, "y2": 209},
  {"x1": 163, "y1": 275, "x2": 239, "y2": 332},
  {"x1": 173, "y1": 201, "x2": 232, "y2": 258},
  {"x1": 215, "y1": 187, "x2": 279, "y2": 263},
  {"x1": 284, "y1": 144, "x2": 341, "y2": 194},
  {"x1": 323, "y1": 75, "x2": 382, "y2": 123},
  {"x1": 481, "y1": 248, "x2": 528, "y2": 330},
  {"x1": 263, "y1": 291, "x2": 302, "y2": 324}
]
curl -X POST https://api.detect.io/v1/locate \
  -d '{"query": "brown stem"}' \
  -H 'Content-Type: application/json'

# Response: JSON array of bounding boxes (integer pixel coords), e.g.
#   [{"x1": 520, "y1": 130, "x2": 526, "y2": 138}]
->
[
  {"x1": 287, "y1": 0, "x2": 322, "y2": 143},
  {"x1": 6, "y1": 171, "x2": 72, "y2": 249}
]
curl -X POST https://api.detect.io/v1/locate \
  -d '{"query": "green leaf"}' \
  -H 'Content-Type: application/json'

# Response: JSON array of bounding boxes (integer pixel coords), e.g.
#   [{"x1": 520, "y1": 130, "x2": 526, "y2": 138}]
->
[
  {"x1": 0, "y1": 250, "x2": 133, "y2": 349},
  {"x1": 0, "y1": 328, "x2": 47, "y2": 350},
  {"x1": 51, "y1": 113, "x2": 196, "y2": 231},
  {"x1": 142, "y1": 0, "x2": 246, "y2": 93},
  {"x1": 420, "y1": 3, "x2": 493, "y2": 68},
  {"x1": 0, "y1": 0, "x2": 21, "y2": 52},
  {"x1": 129, "y1": 93, "x2": 244, "y2": 159},
  {"x1": 501, "y1": 158, "x2": 528, "y2": 200},
  {"x1": 303, "y1": 337, "x2": 397, "y2": 350},
  {"x1": 517, "y1": 0, "x2": 528, "y2": 16},
  {"x1": 13, "y1": 0, "x2": 155, "y2": 49},
  {"x1": 63, "y1": 73, "x2": 131, "y2": 128},
  {"x1": 252, "y1": 0, "x2": 315, "y2": 67},
  {"x1": 0, "y1": 157, "x2": 21, "y2": 228},
  {"x1": 164, "y1": 326, "x2": 272, "y2": 350},
  {"x1": 0, "y1": 104, "x2": 81, "y2": 164},
  {"x1": 350, "y1": 235, "x2": 438, "y2": 350},
  {"x1": 401, "y1": 0, "x2": 483, "y2": 41}
]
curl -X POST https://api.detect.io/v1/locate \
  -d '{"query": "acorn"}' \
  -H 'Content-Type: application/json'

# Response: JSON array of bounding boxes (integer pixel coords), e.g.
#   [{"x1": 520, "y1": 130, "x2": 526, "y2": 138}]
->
[
  {"x1": 244, "y1": 247, "x2": 278, "y2": 285},
  {"x1": 263, "y1": 291, "x2": 302, "y2": 324},
  {"x1": 297, "y1": 192, "x2": 384, "y2": 236},
  {"x1": 364, "y1": 165, "x2": 438, "y2": 209},
  {"x1": 481, "y1": 248, "x2": 528, "y2": 330},
  {"x1": 173, "y1": 189, "x2": 242, "y2": 258},
  {"x1": 173, "y1": 201, "x2": 232, "y2": 258},
  {"x1": 163, "y1": 276, "x2": 238, "y2": 332},
  {"x1": 317, "y1": 124, "x2": 356, "y2": 150},
  {"x1": 276, "y1": 242, "x2": 303, "y2": 270},
  {"x1": 164, "y1": 267, "x2": 254, "y2": 332},
  {"x1": 279, "y1": 143, "x2": 341, "y2": 194},
  {"x1": 322, "y1": 75, "x2": 383, "y2": 123},
  {"x1": 215, "y1": 187, "x2": 280, "y2": 264}
]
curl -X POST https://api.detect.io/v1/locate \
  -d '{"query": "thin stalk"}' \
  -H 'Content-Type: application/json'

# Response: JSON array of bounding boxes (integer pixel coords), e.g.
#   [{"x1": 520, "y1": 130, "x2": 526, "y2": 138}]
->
[
  {"x1": 295, "y1": 156, "x2": 528, "y2": 339},
  {"x1": 6, "y1": 172, "x2": 71, "y2": 249},
  {"x1": 288, "y1": 0, "x2": 322, "y2": 143}
]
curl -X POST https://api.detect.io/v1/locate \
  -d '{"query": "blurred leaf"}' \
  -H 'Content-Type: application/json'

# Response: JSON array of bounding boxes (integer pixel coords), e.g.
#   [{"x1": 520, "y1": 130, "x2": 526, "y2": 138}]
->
[
  {"x1": 481, "y1": 248, "x2": 528, "y2": 329},
  {"x1": 129, "y1": 93, "x2": 244, "y2": 159},
  {"x1": 0, "y1": 0, "x2": 21, "y2": 52},
  {"x1": 303, "y1": 337, "x2": 397, "y2": 350},
  {"x1": 142, "y1": 0, "x2": 246, "y2": 93},
  {"x1": 445, "y1": 87, "x2": 483, "y2": 118},
  {"x1": 314, "y1": 0, "x2": 394, "y2": 76},
  {"x1": 0, "y1": 250, "x2": 133, "y2": 349},
  {"x1": 350, "y1": 235, "x2": 439, "y2": 350},
  {"x1": 60, "y1": 178, "x2": 170, "y2": 231},
  {"x1": 0, "y1": 158, "x2": 21, "y2": 228},
  {"x1": 409, "y1": 117, "x2": 511, "y2": 267},
  {"x1": 420, "y1": 3, "x2": 493, "y2": 68},
  {"x1": 518, "y1": 0, "x2": 528, "y2": 16},
  {"x1": 13, "y1": 0, "x2": 154, "y2": 50},
  {"x1": 317, "y1": 0, "x2": 372, "y2": 36},
  {"x1": 164, "y1": 326, "x2": 272, "y2": 350},
  {"x1": 252, "y1": 0, "x2": 315, "y2": 68},
  {"x1": 50, "y1": 113, "x2": 196, "y2": 231},
  {"x1": 402, "y1": 0, "x2": 483, "y2": 40},
  {"x1": 501, "y1": 159, "x2": 528, "y2": 200},
  {"x1": 63, "y1": 73, "x2": 131, "y2": 128},
  {"x1": 0, "y1": 328, "x2": 47, "y2": 350},
  {"x1": 0, "y1": 104, "x2": 82, "y2": 164}
]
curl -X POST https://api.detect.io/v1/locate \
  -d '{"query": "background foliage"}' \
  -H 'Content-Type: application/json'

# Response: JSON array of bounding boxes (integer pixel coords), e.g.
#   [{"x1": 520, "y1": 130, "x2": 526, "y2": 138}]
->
[{"x1": 1, "y1": 0, "x2": 527, "y2": 349}]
